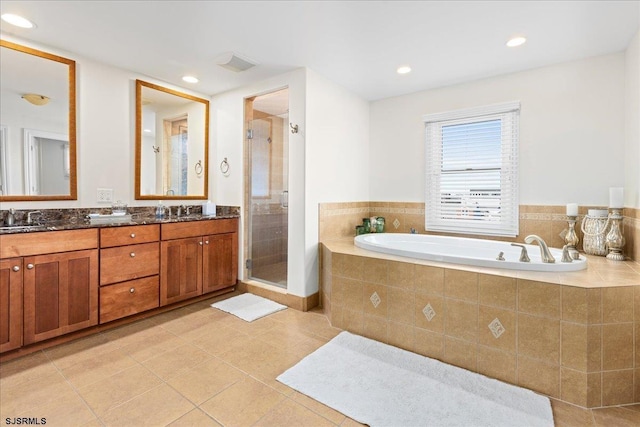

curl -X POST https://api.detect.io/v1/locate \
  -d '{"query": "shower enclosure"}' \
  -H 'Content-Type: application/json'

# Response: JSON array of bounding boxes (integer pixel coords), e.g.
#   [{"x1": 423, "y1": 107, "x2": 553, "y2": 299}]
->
[{"x1": 245, "y1": 88, "x2": 289, "y2": 288}]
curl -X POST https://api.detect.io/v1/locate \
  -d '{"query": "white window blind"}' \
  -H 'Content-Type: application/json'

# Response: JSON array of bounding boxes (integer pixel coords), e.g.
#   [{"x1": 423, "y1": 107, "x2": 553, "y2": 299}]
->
[{"x1": 424, "y1": 102, "x2": 519, "y2": 237}]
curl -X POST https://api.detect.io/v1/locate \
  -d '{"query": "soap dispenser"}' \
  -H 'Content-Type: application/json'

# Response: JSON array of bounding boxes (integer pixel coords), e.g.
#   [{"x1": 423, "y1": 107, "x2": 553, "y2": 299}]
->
[{"x1": 155, "y1": 201, "x2": 166, "y2": 219}]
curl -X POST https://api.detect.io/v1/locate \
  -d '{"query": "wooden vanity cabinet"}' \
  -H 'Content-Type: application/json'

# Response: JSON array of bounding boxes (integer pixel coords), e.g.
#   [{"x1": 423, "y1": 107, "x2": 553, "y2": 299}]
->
[
  {"x1": 0, "y1": 258, "x2": 23, "y2": 353},
  {"x1": 203, "y1": 232, "x2": 238, "y2": 294},
  {"x1": 0, "y1": 218, "x2": 237, "y2": 354},
  {"x1": 99, "y1": 225, "x2": 160, "y2": 324},
  {"x1": 0, "y1": 229, "x2": 100, "y2": 346},
  {"x1": 1, "y1": 229, "x2": 99, "y2": 349},
  {"x1": 23, "y1": 249, "x2": 98, "y2": 344},
  {"x1": 161, "y1": 218, "x2": 238, "y2": 306},
  {"x1": 160, "y1": 237, "x2": 203, "y2": 305}
]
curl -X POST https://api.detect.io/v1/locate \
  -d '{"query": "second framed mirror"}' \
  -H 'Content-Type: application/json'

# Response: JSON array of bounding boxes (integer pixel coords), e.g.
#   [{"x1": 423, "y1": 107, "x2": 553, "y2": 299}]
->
[{"x1": 135, "y1": 79, "x2": 209, "y2": 200}]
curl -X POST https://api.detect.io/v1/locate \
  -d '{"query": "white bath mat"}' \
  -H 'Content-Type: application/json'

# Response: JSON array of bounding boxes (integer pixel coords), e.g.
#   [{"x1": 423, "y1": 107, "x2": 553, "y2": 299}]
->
[
  {"x1": 210, "y1": 293, "x2": 287, "y2": 322},
  {"x1": 277, "y1": 332, "x2": 553, "y2": 427}
]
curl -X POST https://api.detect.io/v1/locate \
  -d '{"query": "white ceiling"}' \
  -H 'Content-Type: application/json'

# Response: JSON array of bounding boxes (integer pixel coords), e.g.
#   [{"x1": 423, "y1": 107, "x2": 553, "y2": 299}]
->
[{"x1": 1, "y1": 1, "x2": 638, "y2": 101}]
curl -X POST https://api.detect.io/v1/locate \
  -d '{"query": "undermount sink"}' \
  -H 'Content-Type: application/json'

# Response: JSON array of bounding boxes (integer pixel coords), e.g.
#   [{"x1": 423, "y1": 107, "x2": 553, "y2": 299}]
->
[{"x1": 0, "y1": 224, "x2": 49, "y2": 232}]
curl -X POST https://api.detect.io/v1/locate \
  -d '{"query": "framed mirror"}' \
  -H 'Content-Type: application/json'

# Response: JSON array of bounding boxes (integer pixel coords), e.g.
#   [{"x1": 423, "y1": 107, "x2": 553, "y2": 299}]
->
[
  {"x1": 0, "y1": 40, "x2": 77, "y2": 201},
  {"x1": 135, "y1": 79, "x2": 209, "y2": 200}
]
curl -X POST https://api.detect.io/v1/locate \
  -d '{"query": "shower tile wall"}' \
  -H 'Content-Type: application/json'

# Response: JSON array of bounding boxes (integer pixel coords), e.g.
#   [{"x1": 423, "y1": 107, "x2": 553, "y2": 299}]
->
[
  {"x1": 323, "y1": 249, "x2": 640, "y2": 408},
  {"x1": 251, "y1": 205, "x2": 288, "y2": 270},
  {"x1": 318, "y1": 202, "x2": 640, "y2": 262}
]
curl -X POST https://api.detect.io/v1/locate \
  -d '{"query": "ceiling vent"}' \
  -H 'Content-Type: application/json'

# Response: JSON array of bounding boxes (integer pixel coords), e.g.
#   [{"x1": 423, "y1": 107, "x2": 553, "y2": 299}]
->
[{"x1": 216, "y1": 52, "x2": 257, "y2": 72}]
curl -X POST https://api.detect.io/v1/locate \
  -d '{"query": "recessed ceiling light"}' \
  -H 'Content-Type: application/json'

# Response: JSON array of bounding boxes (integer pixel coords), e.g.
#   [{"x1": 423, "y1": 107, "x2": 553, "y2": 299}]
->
[
  {"x1": 182, "y1": 75, "x2": 199, "y2": 83},
  {"x1": 506, "y1": 36, "x2": 527, "y2": 47},
  {"x1": 1, "y1": 13, "x2": 35, "y2": 28},
  {"x1": 397, "y1": 66, "x2": 412, "y2": 75}
]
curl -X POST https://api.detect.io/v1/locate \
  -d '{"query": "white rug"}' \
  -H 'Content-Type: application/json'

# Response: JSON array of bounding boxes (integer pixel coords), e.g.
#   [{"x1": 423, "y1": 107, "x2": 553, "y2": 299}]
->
[
  {"x1": 277, "y1": 332, "x2": 553, "y2": 427},
  {"x1": 210, "y1": 293, "x2": 287, "y2": 322}
]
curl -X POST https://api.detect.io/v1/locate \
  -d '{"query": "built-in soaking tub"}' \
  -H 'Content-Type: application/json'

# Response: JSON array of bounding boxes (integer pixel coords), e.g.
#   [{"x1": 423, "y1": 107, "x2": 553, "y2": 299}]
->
[
  {"x1": 322, "y1": 235, "x2": 639, "y2": 409},
  {"x1": 354, "y1": 233, "x2": 587, "y2": 272}
]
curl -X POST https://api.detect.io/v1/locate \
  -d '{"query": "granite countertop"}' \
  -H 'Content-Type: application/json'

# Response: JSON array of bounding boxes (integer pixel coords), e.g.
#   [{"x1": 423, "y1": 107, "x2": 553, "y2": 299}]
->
[{"x1": 0, "y1": 206, "x2": 240, "y2": 235}]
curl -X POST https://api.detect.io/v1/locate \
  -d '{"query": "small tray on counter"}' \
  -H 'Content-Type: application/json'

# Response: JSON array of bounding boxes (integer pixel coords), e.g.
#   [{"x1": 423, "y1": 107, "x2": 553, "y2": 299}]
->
[{"x1": 88, "y1": 214, "x2": 133, "y2": 225}]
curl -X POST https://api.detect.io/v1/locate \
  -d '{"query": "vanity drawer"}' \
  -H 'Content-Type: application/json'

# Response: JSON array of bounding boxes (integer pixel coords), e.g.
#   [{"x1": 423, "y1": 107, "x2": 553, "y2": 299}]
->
[
  {"x1": 100, "y1": 225, "x2": 159, "y2": 248},
  {"x1": 100, "y1": 242, "x2": 159, "y2": 285},
  {"x1": 161, "y1": 218, "x2": 238, "y2": 240},
  {"x1": 0, "y1": 229, "x2": 98, "y2": 258},
  {"x1": 99, "y1": 276, "x2": 159, "y2": 323}
]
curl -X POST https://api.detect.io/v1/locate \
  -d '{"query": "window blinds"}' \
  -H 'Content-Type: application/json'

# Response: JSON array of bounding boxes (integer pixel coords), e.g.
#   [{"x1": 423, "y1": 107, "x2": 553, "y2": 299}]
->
[{"x1": 424, "y1": 102, "x2": 519, "y2": 237}]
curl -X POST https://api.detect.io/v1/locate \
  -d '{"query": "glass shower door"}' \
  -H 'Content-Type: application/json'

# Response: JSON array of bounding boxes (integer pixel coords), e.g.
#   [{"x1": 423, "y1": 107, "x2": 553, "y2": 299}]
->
[{"x1": 247, "y1": 99, "x2": 289, "y2": 288}]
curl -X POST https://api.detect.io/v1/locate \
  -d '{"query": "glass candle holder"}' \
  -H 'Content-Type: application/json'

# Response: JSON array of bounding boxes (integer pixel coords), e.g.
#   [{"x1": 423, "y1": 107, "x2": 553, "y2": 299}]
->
[{"x1": 605, "y1": 208, "x2": 625, "y2": 261}]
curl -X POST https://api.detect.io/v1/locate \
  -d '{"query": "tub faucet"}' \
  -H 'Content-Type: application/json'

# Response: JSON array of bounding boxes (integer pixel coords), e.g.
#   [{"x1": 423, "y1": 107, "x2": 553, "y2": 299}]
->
[
  {"x1": 524, "y1": 235, "x2": 555, "y2": 263},
  {"x1": 510, "y1": 244, "x2": 530, "y2": 262}
]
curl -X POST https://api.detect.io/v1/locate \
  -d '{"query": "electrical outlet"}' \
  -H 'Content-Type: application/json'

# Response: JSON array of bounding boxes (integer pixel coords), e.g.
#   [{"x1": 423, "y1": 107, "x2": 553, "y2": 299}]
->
[{"x1": 97, "y1": 188, "x2": 113, "y2": 203}]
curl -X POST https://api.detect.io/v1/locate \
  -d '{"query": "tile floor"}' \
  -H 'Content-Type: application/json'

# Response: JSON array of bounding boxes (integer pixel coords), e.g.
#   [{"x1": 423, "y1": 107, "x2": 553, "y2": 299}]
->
[{"x1": 1, "y1": 292, "x2": 639, "y2": 427}]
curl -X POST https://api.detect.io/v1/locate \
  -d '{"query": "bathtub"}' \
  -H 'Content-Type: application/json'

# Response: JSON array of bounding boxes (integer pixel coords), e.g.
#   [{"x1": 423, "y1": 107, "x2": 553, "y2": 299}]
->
[{"x1": 354, "y1": 233, "x2": 587, "y2": 272}]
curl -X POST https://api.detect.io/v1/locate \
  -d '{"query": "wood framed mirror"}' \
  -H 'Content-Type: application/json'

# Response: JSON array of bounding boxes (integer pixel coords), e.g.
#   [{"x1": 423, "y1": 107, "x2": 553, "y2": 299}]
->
[
  {"x1": 135, "y1": 79, "x2": 209, "y2": 200},
  {"x1": 0, "y1": 40, "x2": 77, "y2": 201}
]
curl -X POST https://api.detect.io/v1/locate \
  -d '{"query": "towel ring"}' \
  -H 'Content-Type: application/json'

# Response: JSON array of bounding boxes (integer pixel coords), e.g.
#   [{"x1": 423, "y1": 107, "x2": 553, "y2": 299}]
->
[
  {"x1": 194, "y1": 160, "x2": 203, "y2": 176},
  {"x1": 220, "y1": 157, "x2": 230, "y2": 176}
]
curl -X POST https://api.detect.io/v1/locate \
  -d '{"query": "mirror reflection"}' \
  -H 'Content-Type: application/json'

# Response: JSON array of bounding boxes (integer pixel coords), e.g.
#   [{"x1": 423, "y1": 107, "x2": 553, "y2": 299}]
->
[
  {"x1": 135, "y1": 80, "x2": 209, "y2": 200},
  {"x1": 0, "y1": 40, "x2": 77, "y2": 200}
]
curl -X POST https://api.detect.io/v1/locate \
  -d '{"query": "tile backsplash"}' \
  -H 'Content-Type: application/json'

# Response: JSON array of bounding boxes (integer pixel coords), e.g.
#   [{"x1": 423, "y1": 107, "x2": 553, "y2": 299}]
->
[{"x1": 319, "y1": 202, "x2": 639, "y2": 261}]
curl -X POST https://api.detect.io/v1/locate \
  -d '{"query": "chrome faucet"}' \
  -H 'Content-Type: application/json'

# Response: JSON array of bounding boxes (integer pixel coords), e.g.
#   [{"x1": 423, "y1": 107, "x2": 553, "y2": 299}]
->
[
  {"x1": 27, "y1": 210, "x2": 42, "y2": 224},
  {"x1": 5, "y1": 208, "x2": 16, "y2": 226},
  {"x1": 177, "y1": 205, "x2": 191, "y2": 217},
  {"x1": 524, "y1": 235, "x2": 556, "y2": 263}
]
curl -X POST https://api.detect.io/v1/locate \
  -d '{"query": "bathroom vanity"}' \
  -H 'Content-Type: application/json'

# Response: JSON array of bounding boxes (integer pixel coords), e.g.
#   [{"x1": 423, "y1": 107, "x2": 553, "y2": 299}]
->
[{"x1": 0, "y1": 215, "x2": 239, "y2": 355}]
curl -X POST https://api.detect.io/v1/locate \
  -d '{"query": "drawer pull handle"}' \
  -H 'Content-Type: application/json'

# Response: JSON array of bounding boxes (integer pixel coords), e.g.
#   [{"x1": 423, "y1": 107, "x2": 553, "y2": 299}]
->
[
  {"x1": 130, "y1": 287, "x2": 135, "y2": 293},
  {"x1": 130, "y1": 252, "x2": 136, "y2": 258},
  {"x1": 130, "y1": 233, "x2": 136, "y2": 238},
  {"x1": 205, "y1": 240, "x2": 209, "y2": 245},
  {"x1": 27, "y1": 263, "x2": 34, "y2": 270},
  {"x1": 199, "y1": 241, "x2": 203, "y2": 246},
  {"x1": 12, "y1": 266, "x2": 20, "y2": 272}
]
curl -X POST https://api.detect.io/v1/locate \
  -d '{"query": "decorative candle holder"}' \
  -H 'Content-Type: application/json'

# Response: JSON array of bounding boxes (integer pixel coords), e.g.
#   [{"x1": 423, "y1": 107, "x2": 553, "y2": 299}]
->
[
  {"x1": 605, "y1": 208, "x2": 625, "y2": 261},
  {"x1": 564, "y1": 215, "x2": 580, "y2": 260}
]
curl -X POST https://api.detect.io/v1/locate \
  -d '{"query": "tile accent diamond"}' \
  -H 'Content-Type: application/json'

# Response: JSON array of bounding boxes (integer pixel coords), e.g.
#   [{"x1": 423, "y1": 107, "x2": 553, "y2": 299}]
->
[
  {"x1": 422, "y1": 303, "x2": 436, "y2": 321},
  {"x1": 370, "y1": 291, "x2": 381, "y2": 308},
  {"x1": 393, "y1": 218, "x2": 401, "y2": 229},
  {"x1": 488, "y1": 318, "x2": 505, "y2": 338}
]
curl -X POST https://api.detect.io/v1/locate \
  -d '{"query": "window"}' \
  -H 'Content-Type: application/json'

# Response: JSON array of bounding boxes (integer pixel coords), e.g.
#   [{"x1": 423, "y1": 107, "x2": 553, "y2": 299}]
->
[{"x1": 424, "y1": 102, "x2": 519, "y2": 236}]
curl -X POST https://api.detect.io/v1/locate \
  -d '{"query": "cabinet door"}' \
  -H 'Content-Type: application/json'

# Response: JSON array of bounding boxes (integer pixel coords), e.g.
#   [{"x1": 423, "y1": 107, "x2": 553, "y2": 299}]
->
[
  {"x1": 23, "y1": 249, "x2": 98, "y2": 345},
  {"x1": 160, "y1": 237, "x2": 202, "y2": 306},
  {"x1": 0, "y1": 258, "x2": 23, "y2": 353},
  {"x1": 202, "y1": 232, "x2": 238, "y2": 294}
]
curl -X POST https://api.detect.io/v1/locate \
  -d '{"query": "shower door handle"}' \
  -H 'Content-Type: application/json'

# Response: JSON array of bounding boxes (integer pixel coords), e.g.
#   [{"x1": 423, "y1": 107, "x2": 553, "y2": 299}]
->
[{"x1": 281, "y1": 190, "x2": 288, "y2": 208}]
